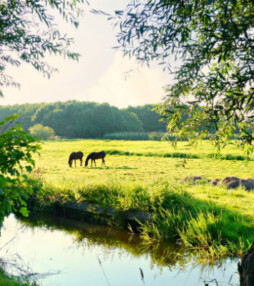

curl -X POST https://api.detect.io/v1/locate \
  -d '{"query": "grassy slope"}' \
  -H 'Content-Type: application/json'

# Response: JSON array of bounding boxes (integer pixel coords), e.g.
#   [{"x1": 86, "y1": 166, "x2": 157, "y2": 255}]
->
[{"x1": 30, "y1": 139, "x2": 254, "y2": 259}]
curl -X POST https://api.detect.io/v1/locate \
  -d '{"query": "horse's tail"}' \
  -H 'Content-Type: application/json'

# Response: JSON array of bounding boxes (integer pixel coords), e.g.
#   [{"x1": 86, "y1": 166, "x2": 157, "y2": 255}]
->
[{"x1": 85, "y1": 155, "x2": 90, "y2": 167}]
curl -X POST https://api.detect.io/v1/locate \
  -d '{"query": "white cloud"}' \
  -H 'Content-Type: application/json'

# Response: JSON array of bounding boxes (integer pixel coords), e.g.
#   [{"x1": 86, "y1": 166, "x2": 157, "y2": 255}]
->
[
  {"x1": 0, "y1": 52, "x2": 170, "y2": 108},
  {"x1": 85, "y1": 52, "x2": 169, "y2": 108}
]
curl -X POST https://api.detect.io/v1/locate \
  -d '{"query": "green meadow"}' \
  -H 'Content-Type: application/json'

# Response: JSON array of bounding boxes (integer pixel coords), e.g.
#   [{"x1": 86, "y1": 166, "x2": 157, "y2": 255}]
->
[
  {"x1": 35, "y1": 139, "x2": 254, "y2": 184},
  {"x1": 30, "y1": 139, "x2": 254, "y2": 259}
]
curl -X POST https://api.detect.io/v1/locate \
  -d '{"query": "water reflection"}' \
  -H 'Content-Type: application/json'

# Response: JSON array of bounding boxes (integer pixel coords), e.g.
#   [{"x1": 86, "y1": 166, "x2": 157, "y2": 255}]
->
[{"x1": 0, "y1": 214, "x2": 239, "y2": 286}]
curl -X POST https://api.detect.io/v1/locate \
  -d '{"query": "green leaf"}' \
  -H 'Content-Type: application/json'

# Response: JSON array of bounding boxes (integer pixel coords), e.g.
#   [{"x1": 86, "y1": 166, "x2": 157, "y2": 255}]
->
[{"x1": 19, "y1": 207, "x2": 29, "y2": 217}]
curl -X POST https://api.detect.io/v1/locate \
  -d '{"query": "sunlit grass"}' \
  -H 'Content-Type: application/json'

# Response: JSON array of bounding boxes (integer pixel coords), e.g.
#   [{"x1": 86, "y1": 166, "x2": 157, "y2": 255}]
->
[{"x1": 34, "y1": 140, "x2": 254, "y2": 186}]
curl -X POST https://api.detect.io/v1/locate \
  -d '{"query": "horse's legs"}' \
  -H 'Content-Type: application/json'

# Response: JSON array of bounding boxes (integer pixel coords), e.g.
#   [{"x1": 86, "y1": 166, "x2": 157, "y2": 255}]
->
[
  {"x1": 94, "y1": 160, "x2": 96, "y2": 167},
  {"x1": 75, "y1": 160, "x2": 76, "y2": 167},
  {"x1": 102, "y1": 158, "x2": 105, "y2": 166},
  {"x1": 80, "y1": 159, "x2": 82, "y2": 166}
]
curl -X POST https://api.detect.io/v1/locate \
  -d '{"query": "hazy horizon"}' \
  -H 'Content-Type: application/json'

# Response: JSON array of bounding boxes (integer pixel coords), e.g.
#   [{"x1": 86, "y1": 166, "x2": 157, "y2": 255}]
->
[{"x1": 0, "y1": 98, "x2": 163, "y2": 109}]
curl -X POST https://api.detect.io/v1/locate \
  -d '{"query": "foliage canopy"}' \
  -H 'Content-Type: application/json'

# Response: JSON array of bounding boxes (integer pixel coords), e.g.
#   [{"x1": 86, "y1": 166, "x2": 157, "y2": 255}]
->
[
  {"x1": 0, "y1": 101, "x2": 165, "y2": 138},
  {"x1": 0, "y1": 0, "x2": 85, "y2": 96},
  {"x1": 0, "y1": 115, "x2": 40, "y2": 225},
  {"x1": 0, "y1": 0, "x2": 84, "y2": 226},
  {"x1": 114, "y1": 0, "x2": 254, "y2": 152}
]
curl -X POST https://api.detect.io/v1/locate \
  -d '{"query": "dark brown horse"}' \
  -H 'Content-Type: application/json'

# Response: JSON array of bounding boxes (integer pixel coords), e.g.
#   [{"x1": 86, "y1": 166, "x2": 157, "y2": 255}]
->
[
  {"x1": 85, "y1": 151, "x2": 106, "y2": 167},
  {"x1": 68, "y1": 151, "x2": 83, "y2": 167}
]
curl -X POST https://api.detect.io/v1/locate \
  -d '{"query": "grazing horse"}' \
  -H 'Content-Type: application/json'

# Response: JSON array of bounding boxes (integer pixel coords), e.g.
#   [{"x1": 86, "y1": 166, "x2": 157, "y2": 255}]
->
[
  {"x1": 85, "y1": 151, "x2": 106, "y2": 167},
  {"x1": 68, "y1": 151, "x2": 83, "y2": 167}
]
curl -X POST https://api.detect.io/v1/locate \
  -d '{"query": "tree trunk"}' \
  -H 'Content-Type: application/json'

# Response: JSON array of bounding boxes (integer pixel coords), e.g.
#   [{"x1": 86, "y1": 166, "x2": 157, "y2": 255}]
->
[{"x1": 238, "y1": 243, "x2": 254, "y2": 286}]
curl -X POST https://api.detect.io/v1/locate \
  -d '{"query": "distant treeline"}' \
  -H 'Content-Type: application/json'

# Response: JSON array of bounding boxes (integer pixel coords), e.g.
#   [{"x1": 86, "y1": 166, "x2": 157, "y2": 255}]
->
[{"x1": 0, "y1": 101, "x2": 166, "y2": 139}]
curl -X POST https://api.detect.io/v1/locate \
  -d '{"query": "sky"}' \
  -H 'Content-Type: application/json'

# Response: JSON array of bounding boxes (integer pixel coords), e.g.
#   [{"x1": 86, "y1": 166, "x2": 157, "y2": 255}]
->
[{"x1": 0, "y1": 0, "x2": 170, "y2": 108}]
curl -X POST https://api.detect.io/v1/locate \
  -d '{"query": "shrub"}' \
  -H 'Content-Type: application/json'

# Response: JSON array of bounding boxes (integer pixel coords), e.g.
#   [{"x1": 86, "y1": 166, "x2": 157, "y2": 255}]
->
[
  {"x1": 148, "y1": 132, "x2": 164, "y2": 141},
  {"x1": 29, "y1": 124, "x2": 55, "y2": 140}
]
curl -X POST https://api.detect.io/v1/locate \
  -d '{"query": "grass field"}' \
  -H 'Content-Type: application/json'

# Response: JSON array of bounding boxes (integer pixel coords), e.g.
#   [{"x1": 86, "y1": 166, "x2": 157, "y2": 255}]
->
[
  {"x1": 34, "y1": 139, "x2": 254, "y2": 184},
  {"x1": 29, "y1": 139, "x2": 254, "y2": 259}
]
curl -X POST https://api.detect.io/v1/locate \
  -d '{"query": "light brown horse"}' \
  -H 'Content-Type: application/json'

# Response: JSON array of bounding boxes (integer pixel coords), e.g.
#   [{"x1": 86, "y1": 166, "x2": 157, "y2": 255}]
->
[
  {"x1": 68, "y1": 151, "x2": 83, "y2": 167},
  {"x1": 85, "y1": 151, "x2": 106, "y2": 167}
]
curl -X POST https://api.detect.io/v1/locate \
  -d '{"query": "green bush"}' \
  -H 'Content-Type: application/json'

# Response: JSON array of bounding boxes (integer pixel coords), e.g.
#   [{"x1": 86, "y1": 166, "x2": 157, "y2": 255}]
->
[
  {"x1": 0, "y1": 115, "x2": 40, "y2": 226},
  {"x1": 29, "y1": 124, "x2": 55, "y2": 140},
  {"x1": 148, "y1": 132, "x2": 164, "y2": 141}
]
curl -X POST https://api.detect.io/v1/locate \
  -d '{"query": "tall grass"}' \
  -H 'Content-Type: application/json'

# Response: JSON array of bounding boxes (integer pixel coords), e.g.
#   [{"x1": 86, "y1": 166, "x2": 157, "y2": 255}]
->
[{"x1": 27, "y1": 175, "x2": 254, "y2": 260}]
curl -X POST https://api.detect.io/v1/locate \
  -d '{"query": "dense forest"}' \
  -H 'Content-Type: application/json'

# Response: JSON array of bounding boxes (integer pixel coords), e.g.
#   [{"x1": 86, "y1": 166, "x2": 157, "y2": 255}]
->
[{"x1": 0, "y1": 101, "x2": 166, "y2": 139}]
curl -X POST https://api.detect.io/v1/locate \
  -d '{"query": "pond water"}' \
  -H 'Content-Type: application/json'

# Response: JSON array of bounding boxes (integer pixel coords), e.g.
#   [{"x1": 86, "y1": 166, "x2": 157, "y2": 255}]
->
[{"x1": 0, "y1": 214, "x2": 239, "y2": 286}]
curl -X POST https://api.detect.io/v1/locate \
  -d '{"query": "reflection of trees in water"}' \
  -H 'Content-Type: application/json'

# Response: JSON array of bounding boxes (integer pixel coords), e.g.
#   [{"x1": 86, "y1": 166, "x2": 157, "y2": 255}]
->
[{"x1": 18, "y1": 213, "x2": 236, "y2": 278}]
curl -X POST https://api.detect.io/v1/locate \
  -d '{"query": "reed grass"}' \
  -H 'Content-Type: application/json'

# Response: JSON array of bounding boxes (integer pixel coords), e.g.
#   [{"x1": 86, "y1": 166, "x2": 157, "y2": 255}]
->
[
  {"x1": 0, "y1": 268, "x2": 37, "y2": 286},
  {"x1": 28, "y1": 176, "x2": 254, "y2": 259}
]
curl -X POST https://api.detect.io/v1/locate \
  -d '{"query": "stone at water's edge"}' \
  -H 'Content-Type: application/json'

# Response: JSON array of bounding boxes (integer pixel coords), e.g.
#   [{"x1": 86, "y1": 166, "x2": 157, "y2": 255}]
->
[
  {"x1": 61, "y1": 201, "x2": 153, "y2": 231},
  {"x1": 238, "y1": 242, "x2": 254, "y2": 286},
  {"x1": 223, "y1": 177, "x2": 254, "y2": 191},
  {"x1": 210, "y1": 178, "x2": 220, "y2": 186},
  {"x1": 181, "y1": 176, "x2": 254, "y2": 191},
  {"x1": 242, "y1": 179, "x2": 254, "y2": 191},
  {"x1": 222, "y1": 177, "x2": 241, "y2": 189}
]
